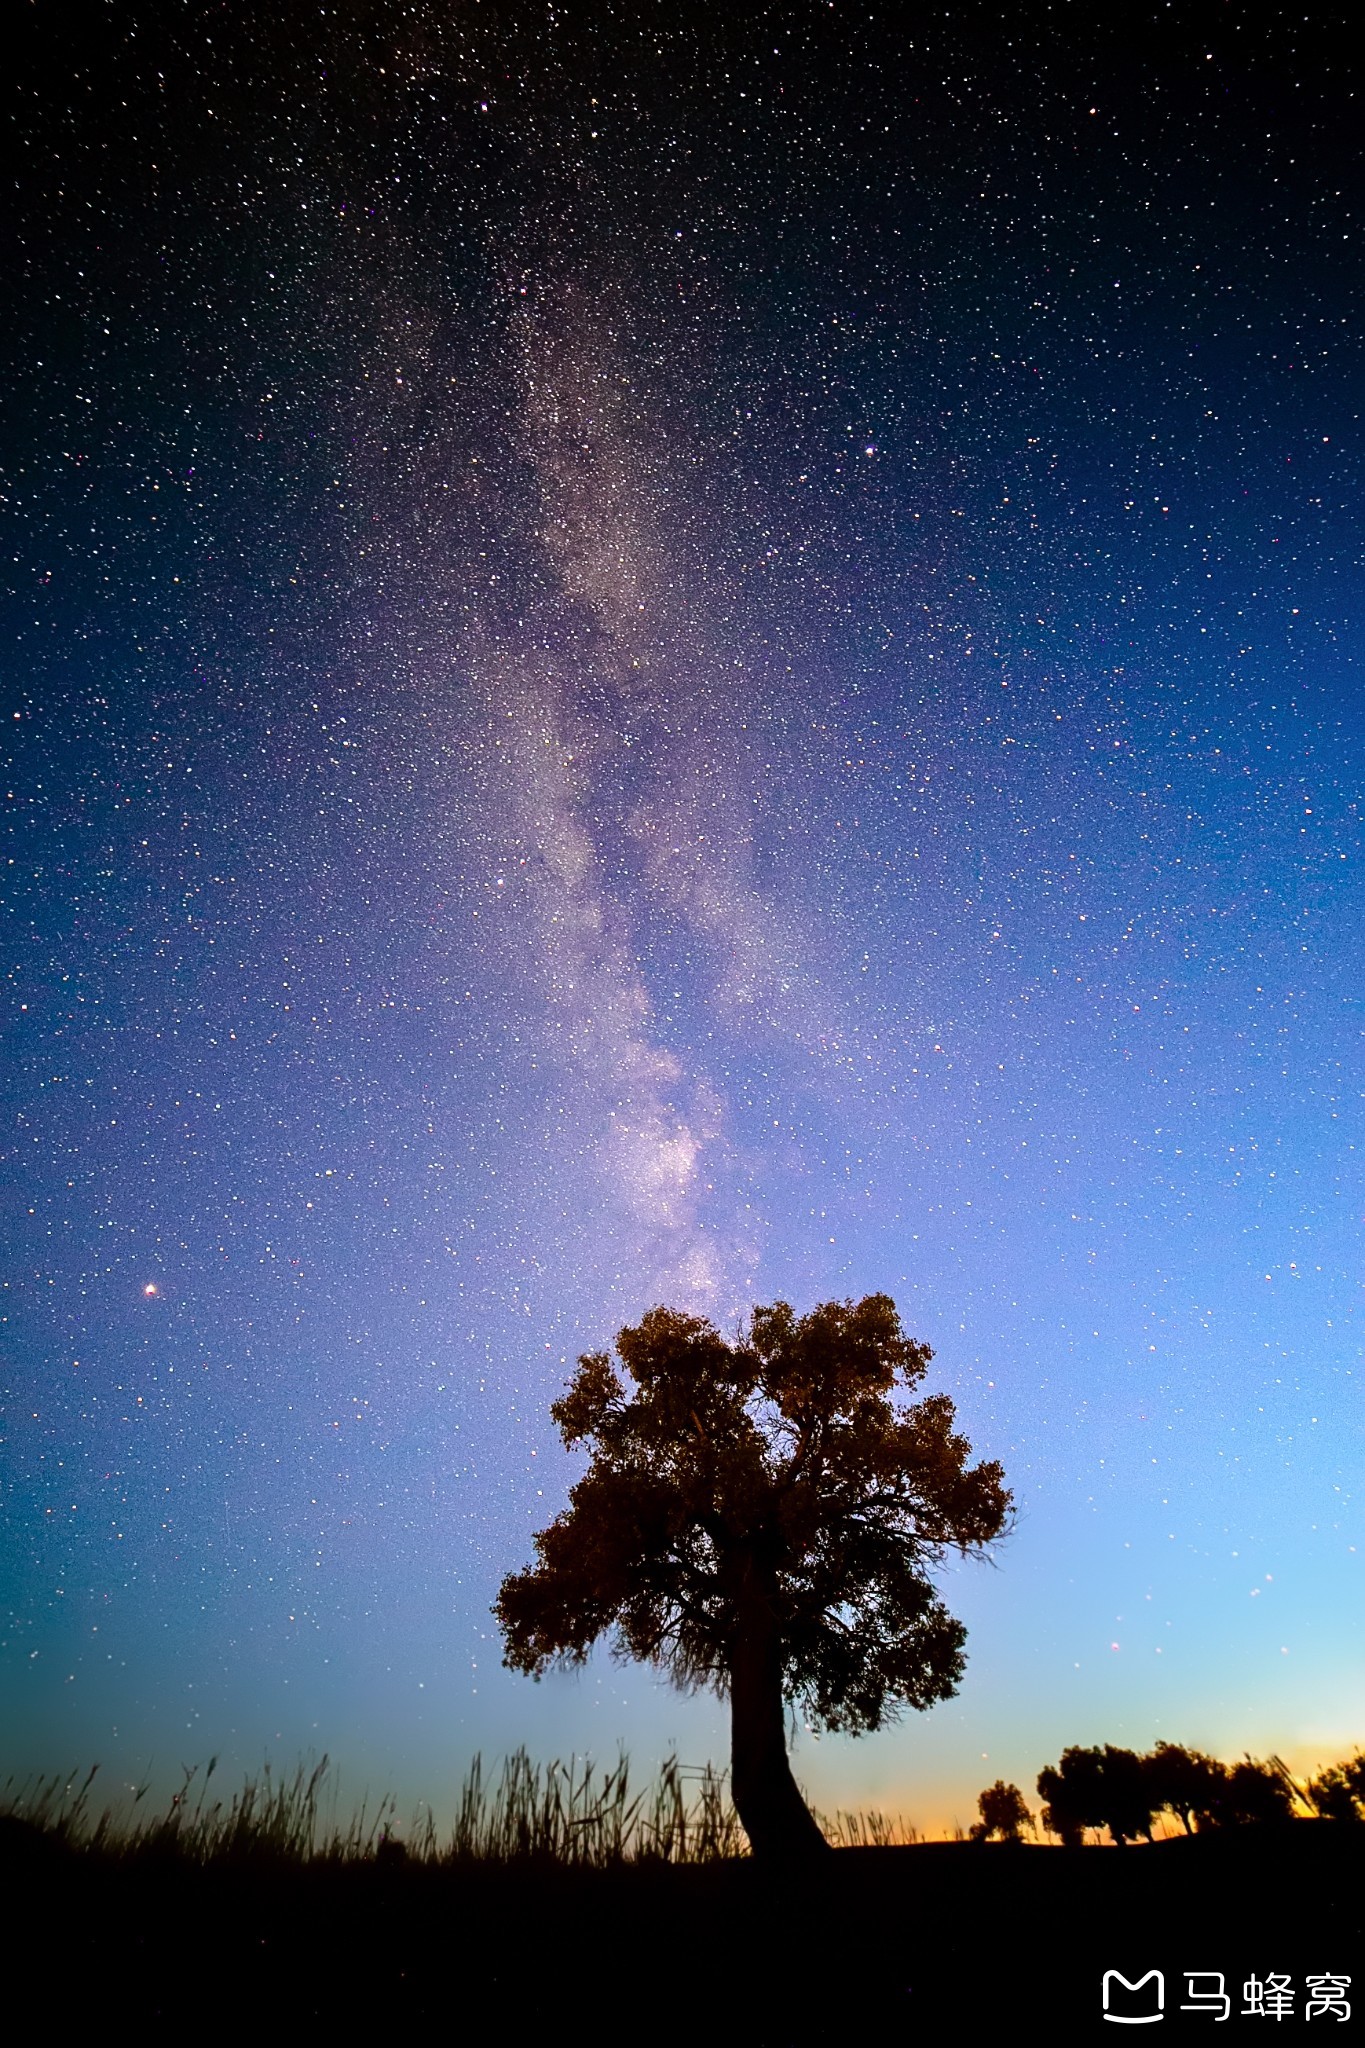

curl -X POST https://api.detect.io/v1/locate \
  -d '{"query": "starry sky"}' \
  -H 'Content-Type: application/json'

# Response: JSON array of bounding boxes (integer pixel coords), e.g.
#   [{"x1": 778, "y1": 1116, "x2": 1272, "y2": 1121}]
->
[{"x1": 3, "y1": 1, "x2": 1362, "y2": 1834}]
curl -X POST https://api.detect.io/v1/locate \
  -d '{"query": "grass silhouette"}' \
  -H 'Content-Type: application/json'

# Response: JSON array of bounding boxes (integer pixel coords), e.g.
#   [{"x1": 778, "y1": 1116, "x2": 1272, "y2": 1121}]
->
[
  {"x1": 1, "y1": 1749, "x2": 751, "y2": 1868},
  {"x1": 1, "y1": 1746, "x2": 923, "y2": 1867}
]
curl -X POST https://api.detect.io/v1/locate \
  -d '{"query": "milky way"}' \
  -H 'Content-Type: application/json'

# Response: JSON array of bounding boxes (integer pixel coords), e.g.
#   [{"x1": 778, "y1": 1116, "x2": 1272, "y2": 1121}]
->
[{"x1": 3, "y1": 3, "x2": 1362, "y2": 1826}]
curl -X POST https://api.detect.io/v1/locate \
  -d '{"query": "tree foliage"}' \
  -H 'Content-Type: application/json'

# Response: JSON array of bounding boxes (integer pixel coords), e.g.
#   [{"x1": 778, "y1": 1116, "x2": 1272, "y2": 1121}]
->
[
  {"x1": 1306, "y1": 1755, "x2": 1365, "y2": 1824},
  {"x1": 496, "y1": 1295, "x2": 1012, "y2": 1739},
  {"x1": 1142, "y1": 1741, "x2": 1230, "y2": 1835},
  {"x1": 1220, "y1": 1757, "x2": 1296, "y2": 1827},
  {"x1": 1036, "y1": 1745, "x2": 1154, "y2": 1846},
  {"x1": 970, "y1": 1780, "x2": 1031, "y2": 1843},
  {"x1": 1037, "y1": 1739, "x2": 1335, "y2": 1842}
]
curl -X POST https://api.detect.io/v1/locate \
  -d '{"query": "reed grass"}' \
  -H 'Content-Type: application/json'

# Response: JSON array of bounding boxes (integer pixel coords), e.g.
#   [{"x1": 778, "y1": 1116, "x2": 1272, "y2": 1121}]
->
[
  {"x1": 0, "y1": 1749, "x2": 756, "y2": 1869},
  {"x1": 816, "y1": 1807, "x2": 921, "y2": 1848}
]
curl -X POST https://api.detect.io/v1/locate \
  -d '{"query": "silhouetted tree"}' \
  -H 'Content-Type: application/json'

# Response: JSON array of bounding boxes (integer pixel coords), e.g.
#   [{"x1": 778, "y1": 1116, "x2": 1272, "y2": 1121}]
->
[
  {"x1": 1142, "y1": 1741, "x2": 1229, "y2": 1835},
  {"x1": 1308, "y1": 1751, "x2": 1365, "y2": 1823},
  {"x1": 1037, "y1": 1751, "x2": 1091, "y2": 1847},
  {"x1": 1037, "y1": 1745, "x2": 1154, "y2": 1846},
  {"x1": 1216, "y1": 1757, "x2": 1296, "y2": 1827},
  {"x1": 496, "y1": 1295, "x2": 1011, "y2": 1862},
  {"x1": 970, "y1": 1780, "x2": 1031, "y2": 1842}
]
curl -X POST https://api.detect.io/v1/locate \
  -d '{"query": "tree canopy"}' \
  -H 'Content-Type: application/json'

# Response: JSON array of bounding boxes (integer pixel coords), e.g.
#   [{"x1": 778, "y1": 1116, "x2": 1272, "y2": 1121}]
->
[
  {"x1": 496, "y1": 1294, "x2": 1012, "y2": 1858},
  {"x1": 1037, "y1": 1745, "x2": 1155, "y2": 1847},
  {"x1": 1036, "y1": 1740, "x2": 1307, "y2": 1843},
  {"x1": 970, "y1": 1780, "x2": 1032, "y2": 1843}
]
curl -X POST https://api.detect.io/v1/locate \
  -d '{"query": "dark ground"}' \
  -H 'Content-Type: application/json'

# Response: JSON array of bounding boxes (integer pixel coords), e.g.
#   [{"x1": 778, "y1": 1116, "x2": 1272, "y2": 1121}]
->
[{"x1": 9, "y1": 1823, "x2": 1360, "y2": 2041}]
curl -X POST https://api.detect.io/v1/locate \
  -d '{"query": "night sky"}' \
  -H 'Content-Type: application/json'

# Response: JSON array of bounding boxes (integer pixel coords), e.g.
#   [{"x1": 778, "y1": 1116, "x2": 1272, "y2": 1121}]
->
[{"x1": 3, "y1": 1, "x2": 1362, "y2": 1835}]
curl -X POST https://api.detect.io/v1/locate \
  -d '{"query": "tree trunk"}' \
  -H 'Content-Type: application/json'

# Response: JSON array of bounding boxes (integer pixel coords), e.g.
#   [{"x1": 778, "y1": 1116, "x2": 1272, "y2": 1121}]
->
[{"x1": 728, "y1": 1564, "x2": 830, "y2": 1863}]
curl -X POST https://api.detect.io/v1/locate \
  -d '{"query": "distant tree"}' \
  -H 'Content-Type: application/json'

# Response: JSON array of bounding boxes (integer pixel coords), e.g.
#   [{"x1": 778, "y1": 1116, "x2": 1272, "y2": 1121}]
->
[
  {"x1": 1142, "y1": 1741, "x2": 1229, "y2": 1835},
  {"x1": 1218, "y1": 1757, "x2": 1297, "y2": 1827},
  {"x1": 1037, "y1": 1749, "x2": 1094, "y2": 1847},
  {"x1": 1097, "y1": 1745, "x2": 1157, "y2": 1843},
  {"x1": 970, "y1": 1780, "x2": 1031, "y2": 1843},
  {"x1": 1305, "y1": 1764, "x2": 1363, "y2": 1823},
  {"x1": 496, "y1": 1295, "x2": 1011, "y2": 1861},
  {"x1": 1036, "y1": 1745, "x2": 1154, "y2": 1847},
  {"x1": 1296, "y1": 1751, "x2": 1365, "y2": 1823}
]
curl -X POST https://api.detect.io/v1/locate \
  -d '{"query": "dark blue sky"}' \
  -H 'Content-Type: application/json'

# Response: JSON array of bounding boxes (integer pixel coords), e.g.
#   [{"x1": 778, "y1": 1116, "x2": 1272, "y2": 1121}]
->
[{"x1": 3, "y1": 1, "x2": 1361, "y2": 1831}]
